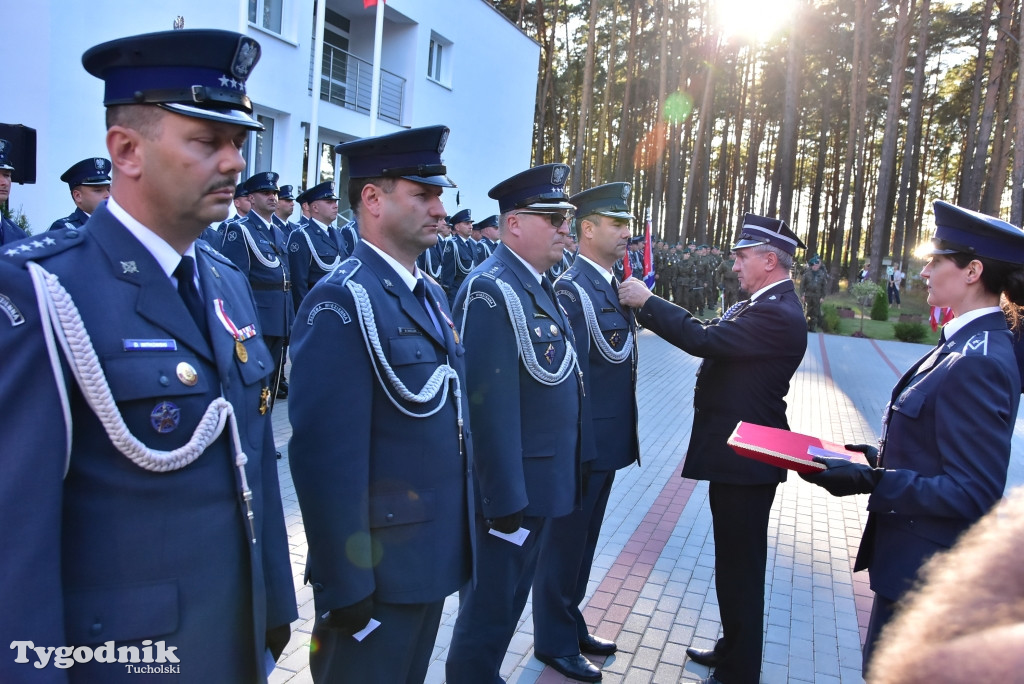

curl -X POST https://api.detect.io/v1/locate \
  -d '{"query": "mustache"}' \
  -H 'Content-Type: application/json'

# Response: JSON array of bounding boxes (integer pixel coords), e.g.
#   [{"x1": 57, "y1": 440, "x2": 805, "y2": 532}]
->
[{"x1": 205, "y1": 180, "x2": 237, "y2": 195}]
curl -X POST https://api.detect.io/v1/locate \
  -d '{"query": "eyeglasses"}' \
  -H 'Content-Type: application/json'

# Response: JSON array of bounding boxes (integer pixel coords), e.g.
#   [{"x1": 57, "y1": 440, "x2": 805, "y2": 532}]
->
[{"x1": 513, "y1": 211, "x2": 571, "y2": 228}]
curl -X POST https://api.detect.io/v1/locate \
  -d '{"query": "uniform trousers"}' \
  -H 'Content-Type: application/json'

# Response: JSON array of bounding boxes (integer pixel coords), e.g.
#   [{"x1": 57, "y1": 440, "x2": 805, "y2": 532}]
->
[
  {"x1": 533, "y1": 469, "x2": 615, "y2": 655},
  {"x1": 310, "y1": 599, "x2": 444, "y2": 684},
  {"x1": 707, "y1": 481, "x2": 778, "y2": 684},
  {"x1": 446, "y1": 514, "x2": 549, "y2": 684},
  {"x1": 862, "y1": 593, "x2": 897, "y2": 673}
]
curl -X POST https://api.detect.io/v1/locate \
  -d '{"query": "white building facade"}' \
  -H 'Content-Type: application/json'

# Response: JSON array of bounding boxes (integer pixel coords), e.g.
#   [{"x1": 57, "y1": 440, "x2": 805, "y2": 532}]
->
[{"x1": 4, "y1": 0, "x2": 539, "y2": 231}]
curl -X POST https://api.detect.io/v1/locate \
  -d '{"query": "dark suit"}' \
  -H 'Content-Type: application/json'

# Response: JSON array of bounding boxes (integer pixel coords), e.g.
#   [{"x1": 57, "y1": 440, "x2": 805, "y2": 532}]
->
[
  {"x1": 286, "y1": 220, "x2": 347, "y2": 311},
  {"x1": 47, "y1": 207, "x2": 91, "y2": 232},
  {"x1": 0, "y1": 215, "x2": 27, "y2": 245},
  {"x1": 0, "y1": 204, "x2": 296, "y2": 683},
  {"x1": 441, "y1": 236, "x2": 476, "y2": 307},
  {"x1": 637, "y1": 278, "x2": 806, "y2": 683},
  {"x1": 446, "y1": 243, "x2": 584, "y2": 684},
  {"x1": 533, "y1": 259, "x2": 640, "y2": 656},
  {"x1": 220, "y1": 212, "x2": 294, "y2": 393},
  {"x1": 289, "y1": 242, "x2": 474, "y2": 683},
  {"x1": 855, "y1": 310, "x2": 1020, "y2": 666}
]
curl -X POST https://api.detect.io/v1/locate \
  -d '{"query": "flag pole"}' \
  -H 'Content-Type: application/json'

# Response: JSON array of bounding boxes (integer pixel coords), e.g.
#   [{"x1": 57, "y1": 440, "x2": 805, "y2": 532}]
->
[{"x1": 368, "y1": 0, "x2": 385, "y2": 135}]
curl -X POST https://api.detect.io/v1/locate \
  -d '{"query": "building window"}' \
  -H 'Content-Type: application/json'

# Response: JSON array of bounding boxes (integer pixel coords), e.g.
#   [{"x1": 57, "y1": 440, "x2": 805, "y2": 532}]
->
[
  {"x1": 428, "y1": 33, "x2": 452, "y2": 86},
  {"x1": 243, "y1": 114, "x2": 275, "y2": 175},
  {"x1": 249, "y1": 0, "x2": 283, "y2": 34}
]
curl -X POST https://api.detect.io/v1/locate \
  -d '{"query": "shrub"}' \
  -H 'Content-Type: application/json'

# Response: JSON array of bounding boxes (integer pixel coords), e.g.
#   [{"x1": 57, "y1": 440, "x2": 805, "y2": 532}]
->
[
  {"x1": 870, "y1": 289, "x2": 889, "y2": 321},
  {"x1": 893, "y1": 321, "x2": 927, "y2": 343},
  {"x1": 822, "y1": 303, "x2": 841, "y2": 333}
]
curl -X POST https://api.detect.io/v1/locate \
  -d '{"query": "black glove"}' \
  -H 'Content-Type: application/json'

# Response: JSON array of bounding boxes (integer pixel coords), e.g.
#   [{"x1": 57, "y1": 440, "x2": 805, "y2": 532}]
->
[
  {"x1": 324, "y1": 595, "x2": 374, "y2": 635},
  {"x1": 488, "y1": 510, "x2": 524, "y2": 534},
  {"x1": 845, "y1": 442, "x2": 879, "y2": 468},
  {"x1": 266, "y1": 623, "x2": 291, "y2": 660},
  {"x1": 800, "y1": 456, "x2": 884, "y2": 497}
]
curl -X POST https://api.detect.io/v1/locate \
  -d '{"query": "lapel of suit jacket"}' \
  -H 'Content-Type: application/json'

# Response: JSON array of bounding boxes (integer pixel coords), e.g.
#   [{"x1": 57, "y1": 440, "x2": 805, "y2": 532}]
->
[
  {"x1": 311, "y1": 224, "x2": 340, "y2": 257},
  {"x1": 89, "y1": 208, "x2": 214, "y2": 362},
  {"x1": 195, "y1": 246, "x2": 254, "y2": 373},
  {"x1": 355, "y1": 243, "x2": 446, "y2": 348}
]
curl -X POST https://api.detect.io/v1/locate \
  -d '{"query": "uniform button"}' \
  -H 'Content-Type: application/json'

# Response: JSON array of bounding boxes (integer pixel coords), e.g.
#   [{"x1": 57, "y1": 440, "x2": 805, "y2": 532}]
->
[
  {"x1": 258, "y1": 360, "x2": 265, "y2": 369},
  {"x1": 416, "y1": 350, "x2": 422, "y2": 358},
  {"x1": 65, "y1": 230, "x2": 79, "y2": 238},
  {"x1": 89, "y1": 622, "x2": 103, "y2": 636},
  {"x1": 312, "y1": 583, "x2": 324, "y2": 592},
  {"x1": 159, "y1": 375, "x2": 170, "y2": 387},
  {"x1": 483, "y1": 497, "x2": 491, "y2": 504},
  {"x1": 385, "y1": 513, "x2": 394, "y2": 522}
]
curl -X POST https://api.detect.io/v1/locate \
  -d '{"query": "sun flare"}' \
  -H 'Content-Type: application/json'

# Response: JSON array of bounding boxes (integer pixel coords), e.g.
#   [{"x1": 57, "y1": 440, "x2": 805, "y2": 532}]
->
[{"x1": 713, "y1": 0, "x2": 797, "y2": 43}]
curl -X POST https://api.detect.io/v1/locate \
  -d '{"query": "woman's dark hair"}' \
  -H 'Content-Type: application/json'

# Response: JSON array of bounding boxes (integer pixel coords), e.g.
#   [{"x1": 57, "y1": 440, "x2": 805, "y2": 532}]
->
[{"x1": 948, "y1": 252, "x2": 1024, "y2": 328}]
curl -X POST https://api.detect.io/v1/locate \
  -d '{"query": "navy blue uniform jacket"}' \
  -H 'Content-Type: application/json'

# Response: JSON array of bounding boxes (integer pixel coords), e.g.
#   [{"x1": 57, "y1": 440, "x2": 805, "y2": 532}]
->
[
  {"x1": 220, "y1": 212, "x2": 294, "y2": 338},
  {"x1": 47, "y1": 207, "x2": 91, "y2": 232},
  {"x1": 0, "y1": 206, "x2": 296, "y2": 683},
  {"x1": 288, "y1": 242, "x2": 474, "y2": 612},
  {"x1": 555, "y1": 259, "x2": 639, "y2": 471},
  {"x1": 637, "y1": 279, "x2": 807, "y2": 484},
  {"x1": 454, "y1": 243, "x2": 584, "y2": 520},
  {"x1": 286, "y1": 222, "x2": 347, "y2": 311},
  {"x1": 855, "y1": 311, "x2": 1020, "y2": 601}
]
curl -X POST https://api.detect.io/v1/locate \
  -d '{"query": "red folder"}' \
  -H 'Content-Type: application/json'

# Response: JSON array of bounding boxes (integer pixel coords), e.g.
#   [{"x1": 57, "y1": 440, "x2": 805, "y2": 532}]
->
[{"x1": 727, "y1": 422, "x2": 859, "y2": 474}]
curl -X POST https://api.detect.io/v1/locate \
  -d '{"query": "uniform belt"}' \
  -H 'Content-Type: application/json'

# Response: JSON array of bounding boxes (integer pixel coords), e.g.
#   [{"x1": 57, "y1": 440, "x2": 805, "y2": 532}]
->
[{"x1": 251, "y1": 280, "x2": 291, "y2": 292}]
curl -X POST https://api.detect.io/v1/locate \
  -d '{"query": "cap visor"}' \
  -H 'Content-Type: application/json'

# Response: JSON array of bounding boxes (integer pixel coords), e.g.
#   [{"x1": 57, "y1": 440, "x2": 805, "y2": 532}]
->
[
  {"x1": 598, "y1": 210, "x2": 635, "y2": 220},
  {"x1": 401, "y1": 173, "x2": 457, "y2": 189},
  {"x1": 731, "y1": 238, "x2": 767, "y2": 251},
  {"x1": 159, "y1": 103, "x2": 264, "y2": 131},
  {"x1": 523, "y1": 200, "x2": 576, "y2": 212}
]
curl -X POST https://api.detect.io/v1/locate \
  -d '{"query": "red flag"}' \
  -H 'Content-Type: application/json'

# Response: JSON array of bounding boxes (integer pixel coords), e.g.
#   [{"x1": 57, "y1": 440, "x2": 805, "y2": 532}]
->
[
  {"x1": 642, "y1": 211, "x2": 655, "y2": 289},
  {"x1": 929, "y1": 306, "x2": 954, "y2": 332},
  {"x1": 363, "y1": 0, "x2": 383, "y2": 7},
  {"x1": 622, "y1": 248, "x2": 632, "y2": 280}
]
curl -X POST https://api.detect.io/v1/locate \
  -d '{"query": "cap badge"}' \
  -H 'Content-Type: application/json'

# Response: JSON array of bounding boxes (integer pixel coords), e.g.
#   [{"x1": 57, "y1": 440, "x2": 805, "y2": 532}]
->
[
  {"x1": 0, "y1": 141, "x2": 6, "y2": 154},
  {"x1": 95, "y1": 158, "x2": 105, "y2": 171},
  {"x1": 265, "y1": 172, "x2": 273, "y2": 183},
  {"x1": 551, "y1": 166, "x2": 568, "y2": 185},
  {"x1": 621, "y1": 183, "x2": 631, "y2": 199},
  {"x1": 438, "y1": 129, "x2": 449, "y2": 153},
  {"x1": 230, "y1": 37, "x2": 261, "y2": 79}
]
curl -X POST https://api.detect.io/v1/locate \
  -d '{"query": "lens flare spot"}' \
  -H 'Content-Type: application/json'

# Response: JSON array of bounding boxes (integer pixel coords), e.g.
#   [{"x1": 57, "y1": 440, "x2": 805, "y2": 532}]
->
[{"x1": 664, "y1": 91, "x2": 694, "y2": 124}]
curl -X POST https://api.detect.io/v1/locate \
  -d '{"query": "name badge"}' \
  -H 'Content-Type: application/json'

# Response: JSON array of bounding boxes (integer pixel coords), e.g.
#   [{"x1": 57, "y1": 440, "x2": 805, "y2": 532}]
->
[{"x1": 124, "y1": 339, "x2": 178, "y2": 351}]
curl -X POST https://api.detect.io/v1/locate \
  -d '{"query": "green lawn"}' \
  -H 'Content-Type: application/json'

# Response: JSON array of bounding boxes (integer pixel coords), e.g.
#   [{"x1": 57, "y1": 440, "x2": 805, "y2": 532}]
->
[{"x1": 819, "y1": 279, "x2": 942, "y2": 344}]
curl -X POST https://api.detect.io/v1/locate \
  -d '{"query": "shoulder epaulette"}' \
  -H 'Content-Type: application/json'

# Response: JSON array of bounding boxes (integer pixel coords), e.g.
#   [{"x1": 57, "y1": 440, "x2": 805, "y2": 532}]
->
[
  {"x1": 962, "y1": 331, "x2": 991, "y2": 356},
  {"x1": 1, "y1": 231, "x2": 83, "y2": 265},
  {"x1": 196, "y1": 240, "x2": 236, "y2": 267},
  {"x1": 327, "y1": 256, "x2": 361, "y2": 286}
]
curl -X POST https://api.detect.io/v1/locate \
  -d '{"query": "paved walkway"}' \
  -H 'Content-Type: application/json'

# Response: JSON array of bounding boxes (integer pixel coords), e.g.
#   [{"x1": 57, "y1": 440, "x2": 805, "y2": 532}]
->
[{"x1": 267, "y1": 331, "x2": 1024, "y2": 684}]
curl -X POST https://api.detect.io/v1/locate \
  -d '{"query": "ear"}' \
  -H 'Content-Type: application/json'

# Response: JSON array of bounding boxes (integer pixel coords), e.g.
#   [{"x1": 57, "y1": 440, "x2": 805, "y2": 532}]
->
[
  {"x1": 580, "y1": 217, "x2": 596, "y2": 240},
  {"x1": 360, "y1": 182, "x2": 385, "y2": 219},
  {"x1": 504, "y1": 212, "x2": 523, "y2": 239},
  {"x1": 762, "y1": 249, "x2": 779, "y2": 271},
  {"x1": 106, "y1": 126, "x2": 144, "y2": 181},
  {"x1": 966, "y1": 259, "x2": 984, "y2": 283}
]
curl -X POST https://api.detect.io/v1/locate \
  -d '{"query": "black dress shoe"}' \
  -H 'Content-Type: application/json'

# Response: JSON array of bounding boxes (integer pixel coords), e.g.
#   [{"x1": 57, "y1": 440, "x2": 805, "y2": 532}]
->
[
  {"x1": 535, "y1": 653, "x2": 602, "y2": 682},
  {"x1": 696, "y1": 676, "x2": 724, "y2": 684},
  {"x1": 686, "y1": 646, "x2": 723, "y2": 667},
  {"x1": 579, "y1": 633, "x2": 617, "y2": 656}
]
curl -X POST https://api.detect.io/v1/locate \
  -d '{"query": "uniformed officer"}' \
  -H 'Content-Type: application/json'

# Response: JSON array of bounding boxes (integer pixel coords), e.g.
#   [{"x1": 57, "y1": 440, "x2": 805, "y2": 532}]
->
[
  {"x1": 470, "y1": 219, "x2": 486, "y2": 265},
  {"x1": 289, "y1": 125, "x2": 474, "y2": 684},
  {"x1": 273, "y1": 183, "x2": 300, "y2": 235},
  {"x1": 801, "y1": 254, "x2": 828, "y2": 332},
  {"x1": 0, "y1": 139, "x2": 28, "y2": 245},
  {"x1": 802, "y1": 201, "x2": 1024, "y2": 676},
  {"x1": 221, "y1": 171, "x2": 294, "y2": 402},
  {"x1": 47, "y1": 157, "x2": 112, "y2": 232},
  {"x1": 201, "y1": 182, "x2": 249, "y2": 248},
  {"x1": 0, "y1": 29, "x2": 296, "y2": 683},
  {"x1": 547, "y1": 231, "x2": 576, "y2": 283},
  {"x1": 286, "y1": 181, "x2": 347, "y2": 310},
  {"x1": 478, "y1": 214, "x2": 500, "y2": 258},
  {"x1": 717, "y1": 251, "x2": 740, "y2": 309},
  {"x1": 446, "y1": 163, "x2": 586, "y2": 684},
  {"x1": 442, "y1": 207, "x2": 476, "y2": 307},
  {"x1": 534, "y1": 182, "x2": 641, "y2": 682}
]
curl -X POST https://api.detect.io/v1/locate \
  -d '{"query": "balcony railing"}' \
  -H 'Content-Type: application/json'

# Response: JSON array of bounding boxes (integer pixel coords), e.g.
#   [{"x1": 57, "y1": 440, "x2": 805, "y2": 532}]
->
[{"x1": 321, "y1": 43, "x2": 405, "y2": 126}]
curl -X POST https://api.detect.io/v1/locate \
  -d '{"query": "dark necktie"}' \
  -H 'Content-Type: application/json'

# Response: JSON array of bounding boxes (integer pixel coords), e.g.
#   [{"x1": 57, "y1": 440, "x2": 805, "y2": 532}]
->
[
  {"x1": 327, "y1": 226, "x2": 341, "y2": 251},
  {"x1": 175, "y1": 256, "x2": 208, "y2": 337},
  {"x1": 541, "y1": 277, "x2": 557, "y2": 305},
  {"x1": 413, "y1": 279, "x2": 443, "y2": 336}
]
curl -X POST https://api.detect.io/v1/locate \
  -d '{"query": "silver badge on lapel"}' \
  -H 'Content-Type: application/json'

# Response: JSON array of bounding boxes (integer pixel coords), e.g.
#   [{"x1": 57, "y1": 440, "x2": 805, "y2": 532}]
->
[{"x1": 121, "y1": 261, "x2": 138, "y2": 274}]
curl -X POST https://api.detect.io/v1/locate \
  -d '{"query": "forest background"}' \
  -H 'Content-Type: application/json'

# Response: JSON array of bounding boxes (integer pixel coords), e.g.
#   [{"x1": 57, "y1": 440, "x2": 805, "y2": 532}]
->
[{"x1": 487, "y1": 0, "x2": 1024, "y2": 289}]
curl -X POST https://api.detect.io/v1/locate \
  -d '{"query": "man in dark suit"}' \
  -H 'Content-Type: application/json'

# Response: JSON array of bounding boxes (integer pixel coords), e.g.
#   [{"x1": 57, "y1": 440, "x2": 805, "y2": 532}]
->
[
  {"x1": 47, "y1": 157, "x2": 112, "y2": 232},
  {"x1": 289, "y1": 125, "x2": 474, "y2": 684},
  {"x1": 446, "y1": 163, "x2": 586, "y2": 684},
  {"x1": 534, "y1": 182, "x2": 641, "y2": 682},
  {"x1": 0, "y1": 139, "x2": 28, "y2": 245},
  {"x1": 441, "y1": 207, "x2": 476, "y2": 307},
  {"x1": 0, "y1": 29, "x2": 296, "y2": 682},
  {"x1": 286, "y1": 181, "x2": 346, "y2": 311},
  {"x1": 619, "y1": 214, "x2": 808, "y2": 684},
  {"x1": 221, "y1": 171, "x2": 293, "y2": 401}
]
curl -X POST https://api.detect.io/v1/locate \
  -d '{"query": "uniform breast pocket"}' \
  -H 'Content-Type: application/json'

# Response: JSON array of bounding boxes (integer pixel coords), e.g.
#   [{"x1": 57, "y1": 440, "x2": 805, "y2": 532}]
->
[
  {"x1": 389, "y1": 334, "x2": 440, "y2": 367},
  {"x1": 891, "y1": 387, "x2": 926, "y2": 419},
  {"x1": 65, "y1": 580, "x2": 179, "y2": 645},
  {"x1": 530, "y1": 325, "x2": 567, "y2": 366},
  {"x1": 598, "y1": 318, "x2": 629, "y2": 350}
]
